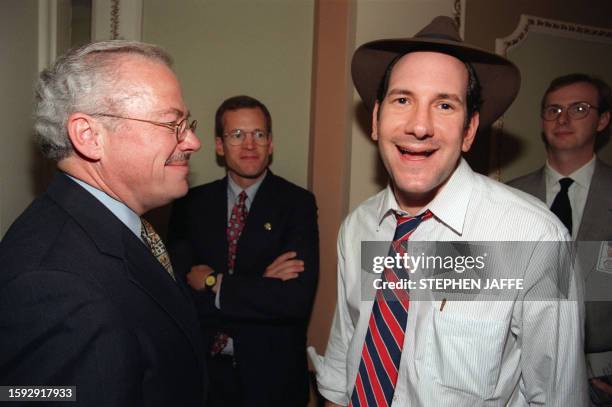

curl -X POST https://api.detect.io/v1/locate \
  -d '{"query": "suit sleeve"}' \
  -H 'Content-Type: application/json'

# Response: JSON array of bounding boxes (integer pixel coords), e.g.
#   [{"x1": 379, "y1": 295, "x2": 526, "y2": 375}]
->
[
  {"x1": 218, "y1": 192, "x2": 319, "y2": 321},
  {"x1": 0, "y1": 269, "x2": 142, "y2": 406}
]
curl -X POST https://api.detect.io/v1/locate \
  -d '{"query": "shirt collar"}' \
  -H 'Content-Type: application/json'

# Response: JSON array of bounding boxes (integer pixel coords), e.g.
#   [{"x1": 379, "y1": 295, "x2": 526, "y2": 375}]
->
[
  {"x1": 66, "y1": 174, "x2": 142, "y2": 238},
  {"x1": 227, "y1": 170, "x2": 267, "y2": 205},
  {"x1": 375, "y1": 158, "x2": 473, "y2": 235},
  {"x1": 545, "y1": 155, "x2": 595, "y2": 189}
]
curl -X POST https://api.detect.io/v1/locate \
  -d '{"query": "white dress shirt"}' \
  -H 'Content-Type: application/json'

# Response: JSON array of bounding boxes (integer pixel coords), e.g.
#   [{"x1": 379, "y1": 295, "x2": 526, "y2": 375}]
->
[
  {"x1": 545, "y1": 156, "x2": 595, "y2": 240},
  {"x1": 309, "y1": 159, "x2": 588, "y2": 406}
]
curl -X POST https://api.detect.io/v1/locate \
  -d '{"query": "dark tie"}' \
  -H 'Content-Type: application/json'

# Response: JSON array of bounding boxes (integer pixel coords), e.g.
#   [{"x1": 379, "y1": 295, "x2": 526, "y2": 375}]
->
[
  {"x1": 550, "y1": 177, "x2": 573, "y2": 235},
  {"x1": 349, "y1": 210, "x2": 433, "y2": 407},
  {"x1": 227, "y1": 191, "x2": 248, "y2": 274},
  {"x1": 141, "y1": 218, "x2": 176, "y2": 281}
]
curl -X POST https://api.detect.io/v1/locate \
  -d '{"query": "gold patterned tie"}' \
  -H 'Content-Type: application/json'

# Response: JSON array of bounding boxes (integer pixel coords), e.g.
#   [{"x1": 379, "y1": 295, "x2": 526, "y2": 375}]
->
[{"x1": 140, "y1": 218, "x2": 176, "y2": 281}]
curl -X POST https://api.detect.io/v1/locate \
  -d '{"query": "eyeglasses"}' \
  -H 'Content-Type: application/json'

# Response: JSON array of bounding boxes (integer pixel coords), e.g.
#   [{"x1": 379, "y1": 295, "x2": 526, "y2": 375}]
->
[
  {"x1": 223, "y1": 129, "x2": 271, "y2": 146},
  {"x1": 93, "y1": 113, "x2": 197, "y2": 142},
  {"x1": 541, "y1": 102, "x2": 600, "y2": 121}
]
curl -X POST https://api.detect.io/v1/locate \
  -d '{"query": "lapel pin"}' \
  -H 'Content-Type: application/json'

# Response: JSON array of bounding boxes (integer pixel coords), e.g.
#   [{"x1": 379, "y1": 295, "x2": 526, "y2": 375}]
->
[{"x1": 264, "y1": 222, "x2": 272, "y2": 231}]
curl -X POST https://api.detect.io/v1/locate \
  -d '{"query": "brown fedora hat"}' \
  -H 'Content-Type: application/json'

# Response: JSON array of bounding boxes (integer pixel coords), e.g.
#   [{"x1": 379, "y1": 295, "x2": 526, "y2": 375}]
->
[{"x1": 351, "y1": 16, "x2": 520, "y2": 128}]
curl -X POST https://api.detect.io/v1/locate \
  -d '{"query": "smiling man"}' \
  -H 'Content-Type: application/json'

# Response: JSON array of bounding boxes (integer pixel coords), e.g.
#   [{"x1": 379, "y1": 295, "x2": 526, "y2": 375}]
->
[
  {"x1": 308, "y1": 16, "x2": 587, "y2": 406},
  {"x1": 508, "y1": 74, "x2": 612, "y2": 404},
  {"x1": 168, "y1": 95, "x2": 319, "y2": 406},
  {"x1": 0, "y1": 41, "x2": 205, "y2": 406}
]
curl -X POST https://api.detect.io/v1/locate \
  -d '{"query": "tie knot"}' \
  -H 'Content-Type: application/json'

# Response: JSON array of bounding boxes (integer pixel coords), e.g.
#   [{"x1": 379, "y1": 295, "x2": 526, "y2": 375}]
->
[
  {"x1": 559, "y1": 177, "x2": 573, "y2": 190},
  {"x1": 393, "y1": 210, "x2": 433, "y2": 241},
  {"x1": 237, "y1": 190, "x2": 248, "y2": 205}
]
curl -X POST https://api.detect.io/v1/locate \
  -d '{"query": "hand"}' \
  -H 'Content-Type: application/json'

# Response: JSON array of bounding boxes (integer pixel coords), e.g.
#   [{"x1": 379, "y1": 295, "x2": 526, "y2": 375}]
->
[
  {"x1": 591, "y1": 377, "x2": 612, "y2": 395},
  {"x1": 263, "y1": 251, "x2": 304, "y2": 281},
  {"x1": 186, "y1": 264, "x2": 214, "y2": 291}
]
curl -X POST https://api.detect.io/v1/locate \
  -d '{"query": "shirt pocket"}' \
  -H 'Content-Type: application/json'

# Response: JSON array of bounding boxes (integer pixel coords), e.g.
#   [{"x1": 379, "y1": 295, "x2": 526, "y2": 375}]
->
[{"x1": 425, "y1": 308, "x2": 506, "y2": 399}]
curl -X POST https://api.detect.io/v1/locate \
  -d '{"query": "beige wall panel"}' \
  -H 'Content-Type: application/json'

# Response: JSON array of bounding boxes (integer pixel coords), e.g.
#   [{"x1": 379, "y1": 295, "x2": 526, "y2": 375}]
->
[
  {"x1": 501, "y1": 30, "x2": 612, "y2": 181},
  {"x1": 0, "y1": 1, "x2": 40, "y2": 237},
  {"x1": 348, "y1": 0, "x2": 456, "y2": 212},
  {"x1": 142, "y1": 0, "x2": 314, "y2": 189}
]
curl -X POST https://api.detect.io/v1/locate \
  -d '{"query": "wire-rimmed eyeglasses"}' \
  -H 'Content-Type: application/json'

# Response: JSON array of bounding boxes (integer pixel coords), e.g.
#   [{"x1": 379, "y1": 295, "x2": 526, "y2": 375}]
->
[
  {"x1": 92, "y1": 113, "x2": 197, "y2": 142},
  {"x1": 541, "y1": 102, "x2": 600, "y2": 121},
  {"x1": 222, "y1": 129, "x2": 271, "y2": 146}
]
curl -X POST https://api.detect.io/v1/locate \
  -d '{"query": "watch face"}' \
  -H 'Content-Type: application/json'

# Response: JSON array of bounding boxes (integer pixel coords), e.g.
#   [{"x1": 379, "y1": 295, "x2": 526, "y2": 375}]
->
[{"x1": 205, "y1": 274, "x2": 217, "y2": 287}]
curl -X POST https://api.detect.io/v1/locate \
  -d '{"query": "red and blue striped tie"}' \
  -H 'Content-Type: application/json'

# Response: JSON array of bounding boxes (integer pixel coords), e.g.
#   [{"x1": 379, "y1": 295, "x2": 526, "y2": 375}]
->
[{"x1": 350, "y1": 210, "x2": 433, "y2": 407}]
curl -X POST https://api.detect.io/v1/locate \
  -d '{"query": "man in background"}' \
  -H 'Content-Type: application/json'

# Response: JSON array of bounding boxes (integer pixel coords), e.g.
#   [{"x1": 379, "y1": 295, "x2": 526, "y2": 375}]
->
[
  {"x1": 0, "y1": 41, "x2": 205, "y2": 406},
  {"x1": 168, "y1": 95, "x2": 319, "y2": 407},
  {"x1": 509, "y1": 73, "x2": 612, "y2": 404}
]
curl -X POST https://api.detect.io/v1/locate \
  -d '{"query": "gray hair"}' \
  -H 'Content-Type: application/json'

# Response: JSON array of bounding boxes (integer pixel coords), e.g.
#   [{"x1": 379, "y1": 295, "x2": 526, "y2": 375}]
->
[{"x1": 34, "y1": 40, "x2": 173, "y2": 161}]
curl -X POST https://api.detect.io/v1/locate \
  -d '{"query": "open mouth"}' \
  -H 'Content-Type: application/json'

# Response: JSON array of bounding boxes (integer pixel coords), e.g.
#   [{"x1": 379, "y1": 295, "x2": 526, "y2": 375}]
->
[{"x1": 396, "y1": 145, "x2": 436, "y2": 159}]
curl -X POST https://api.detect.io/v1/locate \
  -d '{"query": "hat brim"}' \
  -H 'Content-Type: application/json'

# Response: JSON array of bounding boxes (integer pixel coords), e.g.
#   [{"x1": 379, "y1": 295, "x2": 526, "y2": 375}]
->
[{"x1": 351, "y1": 38, "x2": 521, "y2": 128}]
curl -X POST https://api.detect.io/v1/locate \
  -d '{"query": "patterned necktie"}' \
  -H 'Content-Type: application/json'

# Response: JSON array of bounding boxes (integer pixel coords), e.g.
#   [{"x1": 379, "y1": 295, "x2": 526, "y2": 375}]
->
[
  {"x1": 550, "y1": 177, "x2": 573, "y2": 235},
  {"x1": 141, "y1": 218, "x2": 176, "y2": 281},
  {"x1": 350, "y1": 210, "x2": 433, "y2": 407},
  {"x1": 227, "y1": 191, "x2": 248, "y2": 274}
]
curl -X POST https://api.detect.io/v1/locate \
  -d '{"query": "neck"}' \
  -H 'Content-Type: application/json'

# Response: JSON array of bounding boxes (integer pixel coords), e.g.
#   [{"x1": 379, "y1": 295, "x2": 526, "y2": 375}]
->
[
  {"x1": 393, "y1": 186, "x2": 436, "y2": 216},
  {"x1": 546, "y1": 149, "x2": 594, "y2": 176},
  {"x1": 228, "y1": 170, "x2": 267, "y2": 189},
  {"x1": 58, "y1": 158, "x2": 146, "y2": 215}
]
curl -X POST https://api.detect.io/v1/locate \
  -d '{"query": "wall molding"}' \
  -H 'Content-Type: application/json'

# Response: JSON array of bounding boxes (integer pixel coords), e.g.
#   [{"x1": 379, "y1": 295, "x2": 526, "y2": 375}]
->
[
  {"x1": 92, "y1": 0, "x2": 143, "y2": 41},
  {"x1": 496, "y1": 14, "x2": 612, "y2": 57}
]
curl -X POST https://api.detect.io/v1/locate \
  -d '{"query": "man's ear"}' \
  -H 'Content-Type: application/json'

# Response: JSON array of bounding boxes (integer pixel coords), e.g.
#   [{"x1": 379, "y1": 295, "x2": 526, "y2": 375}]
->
[
  {"x1": 215, "y1": 136, "x2": 225, "y2": 156},
  {"x1": 267, "y1": 133, "x2": 274, "y2": 156},
  {"x1": 597, "y1": 111, "x2": 611, "y2": 132},
  {"x1": 461, "y1": 112, "x2": 480, "y2": 152},
  {"x1": 371, "y1": 101, "x2": 380, "y2": 141},
  {"x1": 66, "y1": 113, "x2": 103, "y2": 160}
]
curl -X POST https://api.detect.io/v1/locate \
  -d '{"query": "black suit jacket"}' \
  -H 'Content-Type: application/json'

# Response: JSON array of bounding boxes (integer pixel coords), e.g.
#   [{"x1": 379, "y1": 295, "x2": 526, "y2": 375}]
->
[
  {"x1": 0, "y1": 174, "x2": 207, "y2": 407},
  {"x1": 168, "y1": 172, "x2": 319, "y2": 406}
]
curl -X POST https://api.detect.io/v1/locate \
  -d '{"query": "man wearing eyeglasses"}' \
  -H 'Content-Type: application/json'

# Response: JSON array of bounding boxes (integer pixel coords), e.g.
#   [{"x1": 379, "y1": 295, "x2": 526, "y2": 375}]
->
[
  {"x1": 168, "y1": 95, "x2": 319, "y2": 407},
  {"x1": 509, "y1": 73, "x2": 612, "y2": 405},
  {"x1": 0, "y1": 41, "x2": 206, "y2": 406}
]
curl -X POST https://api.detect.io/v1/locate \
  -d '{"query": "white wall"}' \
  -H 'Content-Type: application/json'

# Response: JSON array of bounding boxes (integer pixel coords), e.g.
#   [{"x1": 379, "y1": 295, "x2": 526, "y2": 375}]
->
[
  {"x1": 142, "y1": 0, "x2": 315, "y2": 189},
  {"x1": 0, "y1": 1, "x2": 41, "y2": 237}
]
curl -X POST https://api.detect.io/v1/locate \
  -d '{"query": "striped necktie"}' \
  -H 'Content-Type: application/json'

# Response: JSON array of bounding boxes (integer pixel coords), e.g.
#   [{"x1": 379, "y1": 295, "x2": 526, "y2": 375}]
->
[
  {"x1": 350, "y1": 210, "x2": 433, "y2": 407},
  {"x1": 141, "y1": 218, "x2": 176, "y2": 281}
]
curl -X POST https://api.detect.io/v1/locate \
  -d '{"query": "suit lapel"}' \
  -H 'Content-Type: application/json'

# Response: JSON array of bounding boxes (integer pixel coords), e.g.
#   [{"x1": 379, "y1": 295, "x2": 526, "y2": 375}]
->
[
  {"x1": 533, "y1": 167, "x2": 547, "y2": 202},
  {"x1": 48, "y1": 173, "x2": 204, "y2": 363},
  {"x1": 123, "y1": 231, "x2": 204, "y2": 361},
  {"x1": 235, "y1": 172, "x2": 276, "y2": 272},
  {"x1": 578, "y1": 159, "x2": 612, "y2": 241}
]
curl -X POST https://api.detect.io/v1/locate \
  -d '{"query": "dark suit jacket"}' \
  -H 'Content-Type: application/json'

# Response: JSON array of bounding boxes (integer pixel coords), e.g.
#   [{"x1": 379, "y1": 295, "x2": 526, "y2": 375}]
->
[
  {"x1": 508, "y1": 159, "x2": 612, "y2": 353},
  {"x1": 0, "y1": 174, "x2": 207, "y2": 407},
  {"x1": 168, "y1": 172, "x2": 319, "y2": 407}
]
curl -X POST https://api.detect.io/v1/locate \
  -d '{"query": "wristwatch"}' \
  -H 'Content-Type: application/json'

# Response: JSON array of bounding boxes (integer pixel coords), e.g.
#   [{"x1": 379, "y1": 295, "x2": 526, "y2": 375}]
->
[{"x1": 204, "y1": 274, "x2": 217, "y2": 289}]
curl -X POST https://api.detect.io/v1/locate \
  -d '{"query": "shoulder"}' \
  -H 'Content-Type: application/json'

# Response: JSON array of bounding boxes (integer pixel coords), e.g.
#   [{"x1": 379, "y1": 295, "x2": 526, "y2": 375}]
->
[
  {"x1": 595, "y1": 158, "x2": 612, "y2": 178},
  {"x1": 506, "y1": 167, "x2": 543, "y2": 189},
  {"x1": 266, "y1": 173, "x2": 316, "y2": 203},
  {"x1": 186, "y1": 178, "x2": 226, "y2": 198},
  {"x1": 340, "y1": 189, "x2": 386, "y2": 237},
  {"x1": 470, "y1": 172, "x2": 567, "y2": 240},
  {"x1": 0, "y1": 194, "x2": 118, "y2": 288}
]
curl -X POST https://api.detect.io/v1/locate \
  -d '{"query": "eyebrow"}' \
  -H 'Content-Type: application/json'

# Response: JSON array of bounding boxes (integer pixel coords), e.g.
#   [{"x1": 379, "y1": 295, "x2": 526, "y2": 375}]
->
[
  {"x1": 155, "y1": 108, "x2": 190, "y2": 120},
  {"x1": 387, "y1": 89, "x2": 464, "y2": 103}
]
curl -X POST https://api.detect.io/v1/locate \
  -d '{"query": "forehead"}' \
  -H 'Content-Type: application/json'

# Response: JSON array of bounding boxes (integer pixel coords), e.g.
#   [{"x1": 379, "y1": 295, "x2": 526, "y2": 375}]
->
[
  {"x1": 222, "y1": 107, "x2": 266, "y2": 128},
  {"x1": 388, "y1": 51, "x2": 469, "y2": 97},
  {"x1": 545, "y1": 81, "x2": 598, "y2": 105},
  {"x1": 114, "y1": 54, "x2": 184, "y2": 114}
]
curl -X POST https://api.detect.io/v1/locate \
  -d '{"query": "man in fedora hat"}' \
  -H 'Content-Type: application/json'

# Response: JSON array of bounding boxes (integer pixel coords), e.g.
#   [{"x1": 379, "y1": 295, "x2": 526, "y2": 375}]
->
[{"x1": 308, "y1": 16, "x2": 587, "y2": 406}]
